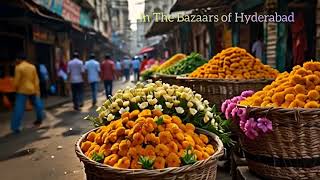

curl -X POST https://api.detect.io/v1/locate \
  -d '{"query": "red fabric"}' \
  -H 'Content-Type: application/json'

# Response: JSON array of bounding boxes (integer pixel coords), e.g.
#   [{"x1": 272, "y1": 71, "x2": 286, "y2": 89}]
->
[
  {"x1": 101, "y1": 59, "x2": 115, "y2": 80},
  {"x1": 291, "y1": 13, "x2": 307, "y2": 66},
  {"x1": 138, "y1": 47, "x2": 154, "y2": 54},
  {"x1": 140, "y1": 59, "x2": 149, "y2": 72}
]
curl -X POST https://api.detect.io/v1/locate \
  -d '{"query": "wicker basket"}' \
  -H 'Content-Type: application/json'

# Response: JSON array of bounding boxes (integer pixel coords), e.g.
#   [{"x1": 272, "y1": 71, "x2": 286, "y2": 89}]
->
[
  {"x1": 75, "y1": 128, "x2": 224, "y2": 180},
  {"x1": 238, "y1": 106, "x2": 320, "y2": 180},
  {"x1": 154, "y1": 74, "x2": 186, "y2": 86},
  {"x1": 177, "y1": 77, "x2": 274, "y2": 110}
]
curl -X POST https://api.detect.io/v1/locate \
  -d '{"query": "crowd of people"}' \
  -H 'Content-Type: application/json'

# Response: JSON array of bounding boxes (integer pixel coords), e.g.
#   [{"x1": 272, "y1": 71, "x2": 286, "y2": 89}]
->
[{"x1": 0, "y1": 51, "x2": 160, "y2": 134}]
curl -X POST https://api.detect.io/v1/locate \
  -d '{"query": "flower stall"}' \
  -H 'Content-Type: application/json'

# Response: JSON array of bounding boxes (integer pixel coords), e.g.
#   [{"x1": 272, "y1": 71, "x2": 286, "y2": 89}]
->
[
  {"x1": 75, "y1": 81, "x2": 231, "y2": 179},
  {"x1": 178, "y1": 47, "x2": 277, "y2": 110},
  {"x1": 223, "y1": 61, "x2": 320, "y2": 179},
  {"x1": 155, "y1": 53, "x2": 206, "y2": 85}
]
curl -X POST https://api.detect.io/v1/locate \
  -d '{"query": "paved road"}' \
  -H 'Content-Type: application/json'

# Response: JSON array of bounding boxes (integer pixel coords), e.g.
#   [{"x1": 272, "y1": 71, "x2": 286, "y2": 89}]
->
[{"x1": 0, "y1": 80, "x2": 231, "y2": 180}]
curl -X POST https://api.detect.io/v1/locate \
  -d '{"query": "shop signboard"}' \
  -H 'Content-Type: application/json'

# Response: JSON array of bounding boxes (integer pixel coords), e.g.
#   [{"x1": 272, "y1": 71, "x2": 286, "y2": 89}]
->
[
  {"x1": 32, "y1": 24, "x2": 55, "y2": 44},
  {"x1": 80, "y1": 9, "x2": 93, "y2": 28},
  {"x1": 62, "y1": 0, "x2": 80, "y2": 24},
  {"x1": 33, "y1": 0, "x2": 63, "y2": 16},
  {"x1": 51, "y1": 0, "x2": 63, "y2": 15}
]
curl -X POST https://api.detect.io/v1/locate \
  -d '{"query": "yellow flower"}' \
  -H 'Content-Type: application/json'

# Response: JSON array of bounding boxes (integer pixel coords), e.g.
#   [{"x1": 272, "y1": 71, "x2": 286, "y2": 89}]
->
[
  {"x1": 123, "y1": 101, "x2": 130, "y2": 107},
  {"x1": 165, "y1": 102, "x2": 173, "y2": 108},
  {"x1": 138, "y1": 102, "x2": 148, "y2": 109},
  {"x1": 148, "y1": 98, "x2": 158, "y2": 106},
  {"x1": 187, "y1": 102, "x2": 194, "y2": 108},
  {"x1": 189, "y1": 108, "x2": 197, "y2": 115},
  {"x1": 107, "y1": 114, "x2": 115, "y2": 121},
  {"x1": 203, "y1": 115, "x2": 210, "y2": 123}
]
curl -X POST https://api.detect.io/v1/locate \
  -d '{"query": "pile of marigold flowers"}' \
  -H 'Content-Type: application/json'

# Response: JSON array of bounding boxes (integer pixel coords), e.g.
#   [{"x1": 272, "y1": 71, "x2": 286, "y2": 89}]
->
[
  {"x1": 81, "y1": 110, "x2": 216, "y2": 169},
  {"x1": 189, "y1": 47, "x2": 279, "y2": 79},
  {"x1": 85, "y1": 81, "x2": 232, "y2": 146},
  {"x1": 240, "y1": 61, "x2": 320, "y2": 108}
]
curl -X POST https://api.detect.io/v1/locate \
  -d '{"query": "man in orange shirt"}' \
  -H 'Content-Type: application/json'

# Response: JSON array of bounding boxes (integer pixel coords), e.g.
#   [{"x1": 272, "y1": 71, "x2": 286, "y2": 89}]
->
[
  {"x1": 100, "y1": 54, "x2": 115, "y2": 98},
  {"x1": 11, "y1": 54, "x2": 44, "y2": 133}
]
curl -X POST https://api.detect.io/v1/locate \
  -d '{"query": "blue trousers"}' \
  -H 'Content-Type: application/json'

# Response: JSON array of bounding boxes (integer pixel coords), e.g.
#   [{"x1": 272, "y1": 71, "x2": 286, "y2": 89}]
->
[
  {"x1": 90, "y1": 82, "x2": 98, "y2": 104},
  {"x1": 103, "y1": 80, "x2": 113, "y2": 98},
  {"x1": 11, "y1": 93, "x2": 44, "y2": 131},
  {"x1": 71, "y1": 83, "x2": 84, "y2": 109}
]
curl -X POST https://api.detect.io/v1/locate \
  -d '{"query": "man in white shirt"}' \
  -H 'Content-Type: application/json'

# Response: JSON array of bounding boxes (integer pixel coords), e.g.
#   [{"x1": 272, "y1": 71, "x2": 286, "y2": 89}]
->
[
  {"x1": 252, "y1": 37, "x2": 263, "y2": 60},
  {"x1": 85, "y1": 53, "x2": 100, "y2": 106},
  {"x1": 67, "y1": 52, "x2": 84, "y2": 111}
]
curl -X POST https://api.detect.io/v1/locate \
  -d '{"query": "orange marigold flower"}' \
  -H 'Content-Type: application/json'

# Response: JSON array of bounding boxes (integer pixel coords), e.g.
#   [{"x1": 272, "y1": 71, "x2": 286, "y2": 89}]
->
[
  {"x1": 132, "y1": 132, "x2": 144, "y2": 146},
  {"x1": 115, "y1": 157, "x2": 131, "y2": 169},
  {"x1": 167, "y1": 141, "x2": 178, "y2": 153},
  {"x1": 104, "y1": 154, "x2": 119, "y2": 166},
  {"x1": 155, "y1": 144, "x2": 169, "y2": 157},
  {"x1": 145, "y1": 145, "x2": 156, "y2": 157},
  {"x1": 194, "y1": 150, "x2": 203, "y2": 160},
  {"x1": 185, "y1": 123, "x2": 195, "y2": 132},
  {"x1": 130, "y1": 158, "x2": 142, "y2": 169},
  {"x1": 153, "y1": 156, "x2": 166, "y2": 169},
  {"x1": 138, "y1": 109, "x2": 152, "y2": 117},
  {"x1": 119, "y1": 139, "x2": 131, "y2": 152},
  {"x1": 121, "y1": 112, "x2": 130, "y2": 119},
  {"x1": 159, "y1": 131, "x2": 173, "y2": 144},
  {"x1": 87, "y1": 132, "x2": 97, "y2": 142},
  {"x1": 305, "y1": 101, "x2": 319, "y2": 108},
  {"x1": 81, "y1": 141, "x2": 92, "y2": 153},
  {"x1": 199, "y1": 134, "x2": 209, "y2": 144},
  {"x1": 172, "y1": 116, "x2": 182, "y2": 125},
  {"x1": 129, "y1": 110, "x2": 140, "y2": 120},
  {"x1": 166, "y1": 152, "x2": 181, "y2": 167}
]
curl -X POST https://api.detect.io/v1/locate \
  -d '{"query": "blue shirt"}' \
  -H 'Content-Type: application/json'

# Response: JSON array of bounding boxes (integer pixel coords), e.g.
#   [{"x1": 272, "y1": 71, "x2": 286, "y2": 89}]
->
[
  {"x1": 68, "y1": 58, "x2": 85, "y2": 83},
  {"x1": 84, "y1": 59, "x2": 100, "y2": 83},
  {"x1": 132, "y1": 59, "x2": 140, "y2": 70}
]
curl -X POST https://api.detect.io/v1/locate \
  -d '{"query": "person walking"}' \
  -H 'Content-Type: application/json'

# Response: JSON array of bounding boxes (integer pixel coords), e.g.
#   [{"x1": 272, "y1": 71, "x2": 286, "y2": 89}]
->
[
  {"x1": 122, "y1": 56, "x2": 131, "y2": 82},
  {"x1": 101, "y1": 54, "x2": 115, "y2": 98},
  {"x1": 115, "y1": 59, "x2": 122, "y2": 80},
  {"x1": 38, "y1": 63, "x2": 49, "y2": 98},
  {"x1": 132, "y1": 56, "x2": 141, "y2": 82},
  {"x1": 67, "y1": 52, "x2": 85, "y2": 111},
  {"x1": 84, "y1": 53, "x2": 100, "y2": 106},
  {"x1": 11, "y1": 54, "x2": 44, "y2": 133},
  {"x1": 57, "y1": 60, "x2": 68, "y2": 96}
]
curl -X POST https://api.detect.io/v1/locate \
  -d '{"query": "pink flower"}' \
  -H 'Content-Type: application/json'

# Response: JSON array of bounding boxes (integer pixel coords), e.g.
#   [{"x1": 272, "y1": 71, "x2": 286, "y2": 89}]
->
[
  {"x1": 231, "y1": 107, "x2": 238, "y2": 118},
  {"x1": 241, "y1": 90, "x2": 255, "y2": 98},
  {"x1": 237, "y1": 108, "x2": 247, "y2": 119},
  {"x1": 225, "y1": 102, "x2": 236, "y2": 119},
  {"x1": 221, "y1": 100, "x2": 231, "y2": 113},
  {"x1": 244, "y1": 118, "x2": 259, "y2": 140},
  {"x1": 257, "y1": 117, "x2": 273, "y2": 133},
  {"x1": 239, "y1": 118, "x2": 246, "y2": 131},
  {"x1": 231, "y1": 96, "x2": 240, "y2": 103}
]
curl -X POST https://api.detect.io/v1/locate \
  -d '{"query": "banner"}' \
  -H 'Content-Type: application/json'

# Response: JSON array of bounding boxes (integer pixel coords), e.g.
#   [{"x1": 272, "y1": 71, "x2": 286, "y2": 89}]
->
[
  {"x1": 62, "y1": 0, "x2": 80, "y2": 24},
  {"x1": 80, "y1": 9, "x2": 93, "y2": 28}
]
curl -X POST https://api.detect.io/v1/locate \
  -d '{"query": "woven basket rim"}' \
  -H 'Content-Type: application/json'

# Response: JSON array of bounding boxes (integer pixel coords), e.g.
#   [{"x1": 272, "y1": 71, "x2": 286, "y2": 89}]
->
[
  {"x1": 154, "y1": 73, "x2": 188, "y2": 78},
  {"x1": 75, "y1": 127, "x2": 224, "y2": 176},
  {"x1": 237, "y1": 105, "x2": 320, "y2": 115},
  {"x1": 176, "y1": 76, "x2": 275, "y2": 83}
]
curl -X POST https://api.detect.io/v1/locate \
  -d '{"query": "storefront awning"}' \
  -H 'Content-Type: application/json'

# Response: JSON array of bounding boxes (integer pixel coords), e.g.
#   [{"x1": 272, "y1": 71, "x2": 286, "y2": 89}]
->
[
  {"x1": 170, "y1": 0, "x2": 231, "y2": 12},
  {"x1": 138, "y1": 47, "x2": 155, "y2": 54}
]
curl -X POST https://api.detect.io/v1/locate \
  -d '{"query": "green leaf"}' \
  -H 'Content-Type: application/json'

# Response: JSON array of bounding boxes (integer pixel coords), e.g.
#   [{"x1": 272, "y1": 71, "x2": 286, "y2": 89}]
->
[
  {"x1": 91, "y1": 152, "x2": 105, "y2": 163},
  {"x1": 181, "y1": 146, "x2": 197, "y2": 165},
  {"x1": 138, "y1": 156, "x2": 154, "y2": 169},
  {"x1": 155, "y1": 116, "x2": 164, "y2": 125}
]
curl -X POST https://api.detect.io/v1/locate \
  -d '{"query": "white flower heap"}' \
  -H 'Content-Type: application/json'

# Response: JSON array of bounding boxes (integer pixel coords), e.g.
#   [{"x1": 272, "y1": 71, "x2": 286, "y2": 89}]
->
[{"x1": 94, "y1": 81, "x2": 232, "y2": 146}]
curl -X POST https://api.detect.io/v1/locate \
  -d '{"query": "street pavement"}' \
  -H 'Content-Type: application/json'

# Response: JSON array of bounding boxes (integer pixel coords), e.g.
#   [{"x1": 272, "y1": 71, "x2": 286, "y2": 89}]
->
[{"x1": 0, "y1": 80, "x2": 231, "y2": 180}]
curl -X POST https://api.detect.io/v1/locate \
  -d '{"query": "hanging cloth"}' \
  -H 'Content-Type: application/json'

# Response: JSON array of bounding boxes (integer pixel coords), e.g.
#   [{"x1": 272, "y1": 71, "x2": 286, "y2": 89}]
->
[{"x1": 291, "y1": 12, "x2": 307, "y2": 66}]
